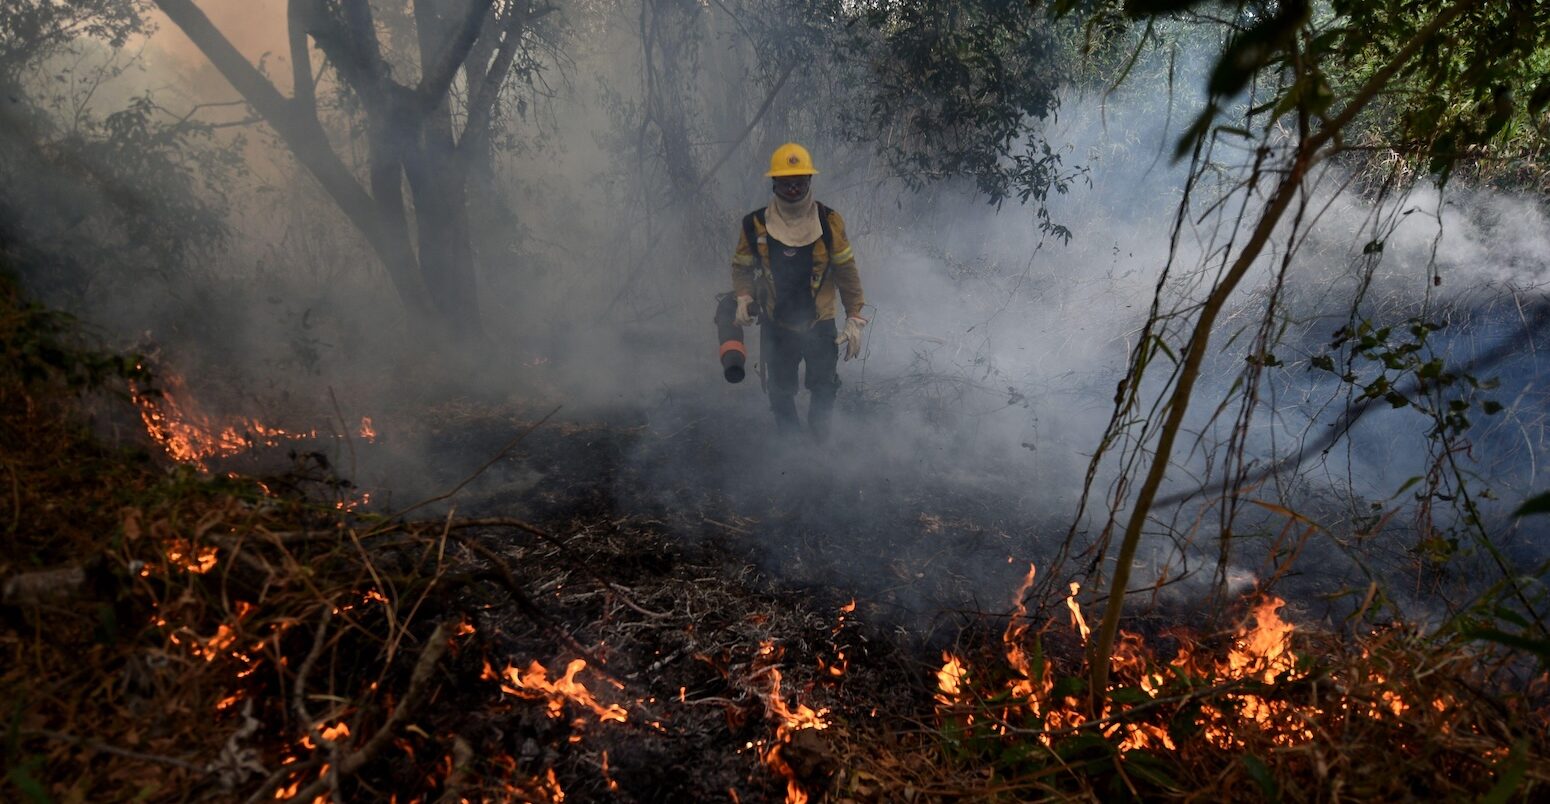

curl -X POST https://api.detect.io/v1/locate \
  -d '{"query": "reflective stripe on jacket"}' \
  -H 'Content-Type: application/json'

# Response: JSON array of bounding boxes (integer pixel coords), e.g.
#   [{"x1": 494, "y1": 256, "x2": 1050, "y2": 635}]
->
[{"x1": 731, "y1": 205, "x2": 863, "y2": 322}]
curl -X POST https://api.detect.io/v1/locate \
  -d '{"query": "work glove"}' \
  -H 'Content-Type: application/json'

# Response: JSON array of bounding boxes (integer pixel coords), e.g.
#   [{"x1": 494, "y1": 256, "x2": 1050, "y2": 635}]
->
[
  {"x1": 835, "y1": 316, "x2": 867, "y2": 361},
  {"x1": 734, "y1": 295, "x2": 756, "y2": 327}
]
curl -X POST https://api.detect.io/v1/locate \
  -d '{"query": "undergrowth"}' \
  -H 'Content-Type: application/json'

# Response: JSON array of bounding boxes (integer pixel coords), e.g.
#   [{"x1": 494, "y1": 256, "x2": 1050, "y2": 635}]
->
[
  {"x1": 4, "y1": 262, "x2": 1549, "y2": 803},
  {"x1": 0, "y1": 267, "x2": 568, "y2": 801}
]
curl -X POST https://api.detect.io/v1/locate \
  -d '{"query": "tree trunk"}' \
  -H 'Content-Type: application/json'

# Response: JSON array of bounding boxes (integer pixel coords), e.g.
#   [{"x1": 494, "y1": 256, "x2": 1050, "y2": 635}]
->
[
  {"x1": 154, "y1": 0, "x2": 508, "y2": 342},
  {"x1": 410, "y1": 0, "x2": 484, "y2": 340},
  {"x1": 156, "y1": 0, "x2": 435, "y2": 327}
]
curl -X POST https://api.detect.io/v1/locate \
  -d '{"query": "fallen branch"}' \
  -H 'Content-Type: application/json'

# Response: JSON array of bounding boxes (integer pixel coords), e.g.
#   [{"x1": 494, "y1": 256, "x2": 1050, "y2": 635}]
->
[{"x1": 284, "y1": 620, "x2": 452, "y2": 802}]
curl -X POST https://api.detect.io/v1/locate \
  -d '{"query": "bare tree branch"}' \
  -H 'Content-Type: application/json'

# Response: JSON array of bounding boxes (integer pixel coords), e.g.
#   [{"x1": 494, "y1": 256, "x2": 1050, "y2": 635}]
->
[
  {"x1": 286, "y1": 0, "x2": 317, "y2": 117},
  {"x1": 460, "y1": 3, "x2": 555, "y2": 155},
  {"x1": 418, "y1": 0, "x2": 497, "y2": 106},
  {"x1": 151, "y1": 0, "x2": 432, "y2": 320}
]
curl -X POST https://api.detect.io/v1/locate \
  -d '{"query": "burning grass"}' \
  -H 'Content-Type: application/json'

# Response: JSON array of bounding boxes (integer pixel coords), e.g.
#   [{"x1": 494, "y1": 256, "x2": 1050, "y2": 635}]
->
[
  {"x1": 826, "y1": 581, "x2": 1550, "y2": 801},
  {"x1": 0, "y1": 267, "x2": 861, "y2": 801},
  {"x1": 3, "y1": 267, "x2": 1548, "y2": 802}
]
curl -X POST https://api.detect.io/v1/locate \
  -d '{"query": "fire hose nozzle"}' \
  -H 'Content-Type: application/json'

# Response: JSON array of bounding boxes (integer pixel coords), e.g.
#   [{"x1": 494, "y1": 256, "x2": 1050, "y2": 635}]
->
[
  {"x1": 720, "y1": 340, "x2": 747, "y2": 383},
  {"x1": 714, "y1": 293, "x2": 750, "y2": 384}
]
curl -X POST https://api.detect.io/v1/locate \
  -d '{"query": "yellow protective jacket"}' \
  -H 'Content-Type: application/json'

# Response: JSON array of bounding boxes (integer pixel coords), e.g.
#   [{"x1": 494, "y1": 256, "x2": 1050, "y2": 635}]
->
[{"x1": 731, "y1": 204, "x2": 864, "y2": 323}]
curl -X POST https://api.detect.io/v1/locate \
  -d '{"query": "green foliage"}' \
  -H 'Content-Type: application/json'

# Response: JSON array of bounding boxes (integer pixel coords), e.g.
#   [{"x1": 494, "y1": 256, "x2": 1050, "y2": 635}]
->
[
  {"x1": 843, "y1": 0, "x2": 1081, "y2": 232},
  {"x1": 0, "y1": 0, "x2": 147, "y2": 78},
  {"x1": 1314, "y1": 318, "x2": 1502, "y2": 439},
  {"x1": 1513, "y1": 491, "x2": 1550, "y2": 518},
  {"x1": 0, "y1": 269, "x2": 148, "y2": 391},
  {"x1": 0, "y1": 87, "x2": 234, "y2": 307},
  {"x1": 1059, "y1": 0, "x2": 1550, "y2": 180}
]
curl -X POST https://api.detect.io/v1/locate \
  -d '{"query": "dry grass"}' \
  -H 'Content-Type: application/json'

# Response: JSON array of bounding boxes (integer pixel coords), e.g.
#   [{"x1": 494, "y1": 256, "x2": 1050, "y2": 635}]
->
[
  {"x1": 5, "y1": 268, "x2": 1548, "y2": 803},
  {"x1": 824, "y1": 612, "x2": 1550, "y2": 802}
]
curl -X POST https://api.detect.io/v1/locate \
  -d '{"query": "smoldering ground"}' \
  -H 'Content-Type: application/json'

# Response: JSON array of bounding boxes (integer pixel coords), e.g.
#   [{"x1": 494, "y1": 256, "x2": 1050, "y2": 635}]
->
[{"x1": 9, "y1": 5, "x2": 1548, "y2": 641}]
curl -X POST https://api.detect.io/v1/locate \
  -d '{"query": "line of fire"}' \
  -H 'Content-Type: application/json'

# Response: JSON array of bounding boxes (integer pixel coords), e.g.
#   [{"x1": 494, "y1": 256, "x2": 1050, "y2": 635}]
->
[{"x1": 4, "y1": 1, "x2": 1550, "y2": 802}]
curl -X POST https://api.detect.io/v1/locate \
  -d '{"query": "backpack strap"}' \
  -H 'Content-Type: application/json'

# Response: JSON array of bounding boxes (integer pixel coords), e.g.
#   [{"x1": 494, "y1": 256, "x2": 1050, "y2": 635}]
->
[
  {"x1": 816, "y1": 202, "x2": 835, "y2": 258},
  {"x1": 742, "y1": 209, "x2": 767, "y2": 271}
]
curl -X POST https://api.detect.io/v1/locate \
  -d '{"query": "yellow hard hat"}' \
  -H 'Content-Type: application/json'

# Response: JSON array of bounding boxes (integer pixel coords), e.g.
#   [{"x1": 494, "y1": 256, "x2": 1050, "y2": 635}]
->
[{"x1": 766, "y1": 142, "x2": 819, "y2": 177}]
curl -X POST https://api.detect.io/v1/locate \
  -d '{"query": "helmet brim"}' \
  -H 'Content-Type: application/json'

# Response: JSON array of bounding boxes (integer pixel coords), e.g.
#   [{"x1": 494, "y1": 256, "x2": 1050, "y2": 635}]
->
[{"x1": 766, "y1": 168, "x2": 819, "y2": 178}]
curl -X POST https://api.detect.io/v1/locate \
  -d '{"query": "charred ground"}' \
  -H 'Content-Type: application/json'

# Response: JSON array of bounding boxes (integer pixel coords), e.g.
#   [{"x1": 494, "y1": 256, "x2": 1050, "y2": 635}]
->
[{"x1": 5, "y1": 266, "x2": 1548, "y2": 802}]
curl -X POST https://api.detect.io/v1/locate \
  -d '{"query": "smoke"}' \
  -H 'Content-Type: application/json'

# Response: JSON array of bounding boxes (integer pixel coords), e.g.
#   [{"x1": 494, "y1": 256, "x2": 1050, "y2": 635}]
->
[{"x1": 9, "y1": 3, "x2": 1548, "y2": 632}]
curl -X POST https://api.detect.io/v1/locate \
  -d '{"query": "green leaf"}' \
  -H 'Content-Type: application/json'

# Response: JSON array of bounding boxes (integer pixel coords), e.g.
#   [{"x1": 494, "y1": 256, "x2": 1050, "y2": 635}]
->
[
  {"x1": 1050, "y1": 675, "x2": 1087, "y2": 700},
  {"x1": 1122, "y1": 749, "x2": 1179, "y2": 790},
  {"x1": 1109, "y1": 686, "x2": 1152, "y2": 705},
  {"x1": 6, "y1": 758, "x2": 53, "y2": 803},
  {"x1": 1458, "y1": 625, "x2": 1550, "y2": 661},
  {"x1": 1053, "y1": 732, "x2": 1113, "y2": 761},
  {"x1": 1491, "y1": 606, "x2": 1530, "y2": 629},
  {"x1": 1149, "y1": 335, "x2": 1178, "y2": 365},
  {"x1": 1174, "y1": 106, "x2": 1216, "y2": 161},
  {"x1": 1513, "y1": 492, "x2": 1550, "y2": 518},
  {"x1": 1241, "y1": 754, "x2": 1280, "y2": 801}
]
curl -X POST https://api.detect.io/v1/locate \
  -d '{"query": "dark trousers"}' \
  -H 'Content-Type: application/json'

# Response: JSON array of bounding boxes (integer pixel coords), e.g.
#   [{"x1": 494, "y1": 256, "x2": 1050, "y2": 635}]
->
[{"x1": 762, "y1": 318, "x2": 839, "y2": 437}]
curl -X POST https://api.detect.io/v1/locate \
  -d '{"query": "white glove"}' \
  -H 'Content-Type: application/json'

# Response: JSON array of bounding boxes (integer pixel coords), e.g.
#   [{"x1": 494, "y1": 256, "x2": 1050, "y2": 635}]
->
[
  {"x1": 835, "y1": 316, "x2": 866, "y2": 361},
  {"x1": 734, "y1": 295, "x2": 755, "y2": 327}
]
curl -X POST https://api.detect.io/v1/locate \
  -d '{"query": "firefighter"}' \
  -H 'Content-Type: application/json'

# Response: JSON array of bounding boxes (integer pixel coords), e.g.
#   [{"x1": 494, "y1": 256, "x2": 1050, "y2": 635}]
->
[{"x1": 730, "y1": 142, "x2": 867, "y2": 439}]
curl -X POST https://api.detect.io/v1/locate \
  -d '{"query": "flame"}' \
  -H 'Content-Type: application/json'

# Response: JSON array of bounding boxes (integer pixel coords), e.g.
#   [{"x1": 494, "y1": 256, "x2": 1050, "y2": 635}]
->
[
  {"x1": 334, "y1": 491, "x2": 372, "y2": 512},
  {"x1": 1065, "y1": 581, "x2": 1090, "y2": 644},
  {"x1": 319, "y1": 722, "x2": 351, "y2": 742},
  {"x1": 1200, "y1": 596, "x2": 1316, "y2": 746},
  {"x1": 819, "y1": 598, "x2": 857, "y2": 677},
  {"x1": 189, "y1": 624, "x2": 237, "y2": 662},
  {"x1": 1001, "y1": 563, "x2": 1042, "y2": 709},
  {"x1": 763, "y1": 665, "x2": 829, "y2": 734},
  {"x1": 936, "y1": 652, "x2": 968, "y2": 704},
  {"x1": 756, "y1": 641, "x2": 830, "y2": 804},
  {"x1": 490, "y1": 658, "x2": 628, "y2": 724},
  {"x1": 165, "y1": 540, "x2": 219, "y2": 574},
  {"x1": 130, "y1": 370, "x2": 377, "y2": 472},
  {"x1": 1226, "y1": 597, "x2": 1296, "y2": 683},
  {"x1": 940, "y1": 560, "x2": 1472, "y2": 763},
  {"x1": 601, "y1": 750, "x2": 619, "y2": 793}
]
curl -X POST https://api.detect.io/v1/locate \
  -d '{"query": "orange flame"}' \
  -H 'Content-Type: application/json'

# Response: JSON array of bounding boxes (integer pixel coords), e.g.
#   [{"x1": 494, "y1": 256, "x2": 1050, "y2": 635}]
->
[
  {"x1": 165, "y1": 540, "x2": 219, "y2": 574},
  {"x1": 756, "y1": 641, "x2": 830, "y2": 804},
  {"x1": 1065, "y1": 581, "x2": 1091, "y2": 644},
  {"x1": 130, "y1": 371, "x2": 377, "y2": 472},
  {"x1": 489, "y1": 658, "x2": 628, "y2": 724},
  {"x1": 945, "y1": 559, "x2": 1466, "y2": 760},
  {"x1": 936, "y1": 652, "x2": 968, "y2": 705}
]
